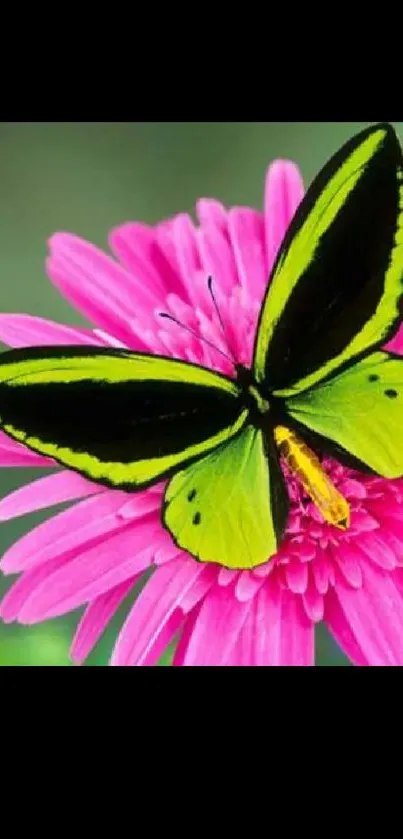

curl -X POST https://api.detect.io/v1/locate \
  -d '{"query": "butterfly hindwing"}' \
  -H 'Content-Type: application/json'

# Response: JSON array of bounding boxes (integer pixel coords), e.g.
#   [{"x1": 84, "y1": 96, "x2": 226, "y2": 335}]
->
[
  {"x1": 284, "y1": 351, "x2": 403, "y2": 478},
  {"x1": 0, "y1": 345, "x2": 248, "y2": 490},
  {"x1": 163, "y1": 425, "x2": 289, "y2": 569},
  {"x1": 253, "y1": 122, "x2": 403, "y2": 397}
]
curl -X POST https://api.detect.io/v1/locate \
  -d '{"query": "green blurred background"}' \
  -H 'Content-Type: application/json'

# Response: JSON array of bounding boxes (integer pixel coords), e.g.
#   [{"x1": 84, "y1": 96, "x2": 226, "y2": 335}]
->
[{"x1": 0, "y1": 121, "x2": 401, "y2": 666}]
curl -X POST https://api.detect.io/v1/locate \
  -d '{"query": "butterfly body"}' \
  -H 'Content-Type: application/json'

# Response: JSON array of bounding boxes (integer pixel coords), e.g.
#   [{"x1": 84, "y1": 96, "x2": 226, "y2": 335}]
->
[{"x1": 0, "y1": 122, "x2": 402, "y2": 570}]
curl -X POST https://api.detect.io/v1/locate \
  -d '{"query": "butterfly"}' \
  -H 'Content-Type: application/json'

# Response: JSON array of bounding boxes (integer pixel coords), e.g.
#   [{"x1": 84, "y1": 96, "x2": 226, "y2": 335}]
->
[{"x1": 0, "y1": 122, "x2": 402, "y2": 571}]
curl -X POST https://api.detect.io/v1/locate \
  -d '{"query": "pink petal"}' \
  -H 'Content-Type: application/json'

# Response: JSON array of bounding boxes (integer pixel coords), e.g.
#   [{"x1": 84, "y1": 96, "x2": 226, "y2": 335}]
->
[
  {"x1": 70, "y1": 577, "x2": 137, "y2": 665},
  {"x1": 196, "y1": 199, "x2": 227, "y2": 229},
  {"x1": 180, "y1": 565, "x2": 218, "y2": 613},
  {"x1": 0, "y1": 471, "x2": 101, "y2": 522},
  {"x1": 140, "y1": 609, "x2": 184, "y2": 667},
  {"x1": 235, "y1": 570, "x2": 265, "y2": 602},
  {"x1": 331, "y1": 562, "x2": 403, "y2": 665},
  {"x1": 218, "y1": 567, "x2": 238, "y2": 586},
  {"x1": 285, "y1": 560, "x2": 309, "y2": 594},
  {"x1": 358, "y1": 533, "x2": 397, "y2": 570},
  {"x1": 182, "y1": 584, "x2": 252, "y2": 666},
  {"x1": 338, "y1": 478, "x2": 367, "y2": 500},
  {"x1": 172, "y1": 603, "x2": 202, "y2": 666},
  {"x1": 47, "y1": 233, "x2": 156, "y2": 348},
  {"x1": 381, "y1": 531, "x2": 403, "y2": 565},
  {"x1": 154, "y1": 221, "x2": 190, "y2": 297},
  {"x1": 270, "y1": 585, "x2": 314, "y2": 665},
  {"x1": 17, "y1": 517, "x2": 162, "y2": 623},
  {"x1": 0, "y1": 313, "x2": 105, "y2": 348},
  {"x1": 333, "y1": 543, "x2": 363, "y2": 588},
  {"x1": 0, "y1": 491, "x2": 130, "y2": 573},
  {"x1": 228, "y1": 208, "x2": 267, "y2": 298},
  {"x1": 117, "y1": 491, "x2": 162, "y2": 521},
  {"x1": 171, "y1": 214, "x2": 202, "y2": 306},
  {"x1": 312, "y1": 552, "x2": 332, "y2": 595},
  {"x1": 108, "y1": 223, "x2": 166, "y2": 297},
  {"x1": 384, "y1": 323, "x2": 403, "y2": 355},
  {"x1": 0, "y1": 432, "x2": 54, "y2": 467},
  {"x1": 324, "y1": 589, "x2": 369, "y2": 666},
  {"x1": 0, "y1": 555, "x2": 70, "y2": 623},
  {"x1": 264, "y1": 160, "x2": 304, "y2": 274},
  {"x1": 110, "y1": 556, "x2": 206, "y2": 666},
  {"x1": 302, "y1": 586, "x2": 324, "y2": 622},
  {"x1": 350, "y1": 510, "x2": 379, "y2": 534},
  {"x1": 198, "y1": 223, "x2": 239, "y2": 296},
  {"x1": 205, "y1": 581, "x2": 314, "y2": 666}
]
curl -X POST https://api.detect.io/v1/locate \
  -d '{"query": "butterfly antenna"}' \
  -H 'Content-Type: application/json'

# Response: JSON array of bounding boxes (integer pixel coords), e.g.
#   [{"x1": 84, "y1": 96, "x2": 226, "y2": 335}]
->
[
  {"x1": 207, "y1": 276, "x2": 236, "y2": 365},
  {"x1": 158, "y1": 312, "x2": 234, "y2": 364}
]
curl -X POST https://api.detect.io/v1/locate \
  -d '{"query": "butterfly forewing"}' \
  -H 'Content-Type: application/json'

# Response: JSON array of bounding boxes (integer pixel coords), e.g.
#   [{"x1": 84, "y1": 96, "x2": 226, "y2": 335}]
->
[
  {"x1": 0, "y1": 345, "x2": 248, "y2": 490},
  {"x1": 253, "y1": 122, "x2": 403, "y2": 397}
]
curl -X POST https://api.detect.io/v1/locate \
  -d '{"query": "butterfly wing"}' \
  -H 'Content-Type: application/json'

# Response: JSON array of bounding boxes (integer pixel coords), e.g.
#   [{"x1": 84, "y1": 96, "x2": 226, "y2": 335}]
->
[
  {"x1": 0, "y1": 345, "x2": 248, "y2": 490},
  {"x1": 0, "y1": 344, "x2": 289, "y2": 568},
  {"x1": 163, "y1": 425, "x2": 289, "y2": 569},
  {"x1": 253, "y1": 122, "x2": 403, "y2": 397},
  {"x1": 283, "y1": 351, "x2": 403, "y2": 478}
]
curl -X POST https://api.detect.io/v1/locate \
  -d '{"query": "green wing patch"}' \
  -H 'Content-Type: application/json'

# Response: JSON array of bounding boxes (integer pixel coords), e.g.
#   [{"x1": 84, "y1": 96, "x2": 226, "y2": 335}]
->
[
  {"x1": 163, "y1": 425, "x2": 289, "y2": 569},
  {"x1": 284, "y1": 351, "x2": 403, "y2": 478}
]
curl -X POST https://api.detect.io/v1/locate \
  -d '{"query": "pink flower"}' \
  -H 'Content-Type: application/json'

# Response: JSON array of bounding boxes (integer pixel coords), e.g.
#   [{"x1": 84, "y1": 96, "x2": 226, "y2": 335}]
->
[{"x1": 1, "y1": 159, "x2": 403, "y2": 666}]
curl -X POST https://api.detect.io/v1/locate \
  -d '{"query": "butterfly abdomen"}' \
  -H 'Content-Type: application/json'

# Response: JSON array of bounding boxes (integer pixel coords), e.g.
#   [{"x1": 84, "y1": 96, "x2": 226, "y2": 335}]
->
[{"x1": 273, "y1": 425, "x2": 350, "y2": 531}]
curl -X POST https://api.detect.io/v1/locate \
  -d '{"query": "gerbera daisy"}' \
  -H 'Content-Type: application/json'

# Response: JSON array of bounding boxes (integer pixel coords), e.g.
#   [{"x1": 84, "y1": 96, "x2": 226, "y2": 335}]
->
[{"x1": 0, "y1": 156, "x2": 403, "y2": 666}]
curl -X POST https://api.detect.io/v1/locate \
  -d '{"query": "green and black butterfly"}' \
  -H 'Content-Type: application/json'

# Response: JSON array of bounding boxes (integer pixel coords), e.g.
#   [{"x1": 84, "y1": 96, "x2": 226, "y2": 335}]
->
[{"x1": 0, "y1": 122, "x2": 402, "y2": 570}]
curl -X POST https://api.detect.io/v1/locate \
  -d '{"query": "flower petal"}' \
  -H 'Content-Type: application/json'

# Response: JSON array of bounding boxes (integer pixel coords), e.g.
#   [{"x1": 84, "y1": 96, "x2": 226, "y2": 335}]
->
[
  {"x1": 331, "y1": 562, "x2": 403, "y2": 665},
  {"x1": 312, "y1": 552, "x2": 332, "y2": 595},
  {"x1": 108, "y1": 223, "x2": 166, "y2": 297},
  {"x1": 196, "y1": 199, "x2": 227, "y2": 229},
  {"x1": 0, "y1": 471, "x2": 100, "y2": 522},
  {"x1": 110, "y1": 556, "x2": 206, "y2": 666},
  {"x1": 47, "y1": 233, "x2": 155, "y2": 348},
  {"x1": 264, "y1": 160, "x2": 304, "y2": 274},
  {"x1": 171, "y1": 214, "x2": 202, "y2": 306},
  {"x1": 17, "y1": 517, "x2": 162, "y2": 623},
  {"x1": 198, "y1": 223, "x2": 239, "y2": 296},
  {"x1": 285, "y1": 560, "x2": 309, "y2": 594},
  {"x1": 186, "y1": 580, "x2": 314, "y2": 666},
  {"x1": 0, "y1": 555, "x2": 70, "y2": 623},
  {"x1": 228, "y1": 208, "x2": 267, "y2": 299},
  {"x1": 0, "y1": 314, "x2": 104, "y2": 348},
  {"x1": 180, "y1": 565, "x2": 218, "y2": 613},
  {"x1": 0, "y1": 432, "x2": 54, "y2": 467},
  {"x1": 332, "y1": 543, "x2": 363, "y2": 588},
  {"x1": 235, "y1": 570, "x2": 265, "y2": 602},
  {"x1": 182, "y1": 583, "x2": 252, "y2": 666},
  {"x1": 140, "y1": 609, "x2": 184, "y2": 667},
  {"x1": 0, "y1": 491, "x2": 130, "y2": 574},
  {"x1": 358, "y1": 533, "x2": 397, "y2": 570},
  {"x1": 302, "y1": 585, "x2": 324, "y2": 623},
  {"x1": 70, "y1": 578, "x2": 137, "y2": 665},
  {"x1": 172, "y1": 605, "x2": 202, "y2": 666},
  {"x1": 385, "y1": 323, "x2": 403, "y2": 355},
  {"x1": 324, "y1": 589, "x2": 369, "y2": 666}
]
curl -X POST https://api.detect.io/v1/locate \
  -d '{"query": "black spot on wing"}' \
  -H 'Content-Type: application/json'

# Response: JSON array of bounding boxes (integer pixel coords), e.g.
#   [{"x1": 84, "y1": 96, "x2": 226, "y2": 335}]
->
[{"x1": 193, "y1": 512, "x2": 201, "y2": 525}]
